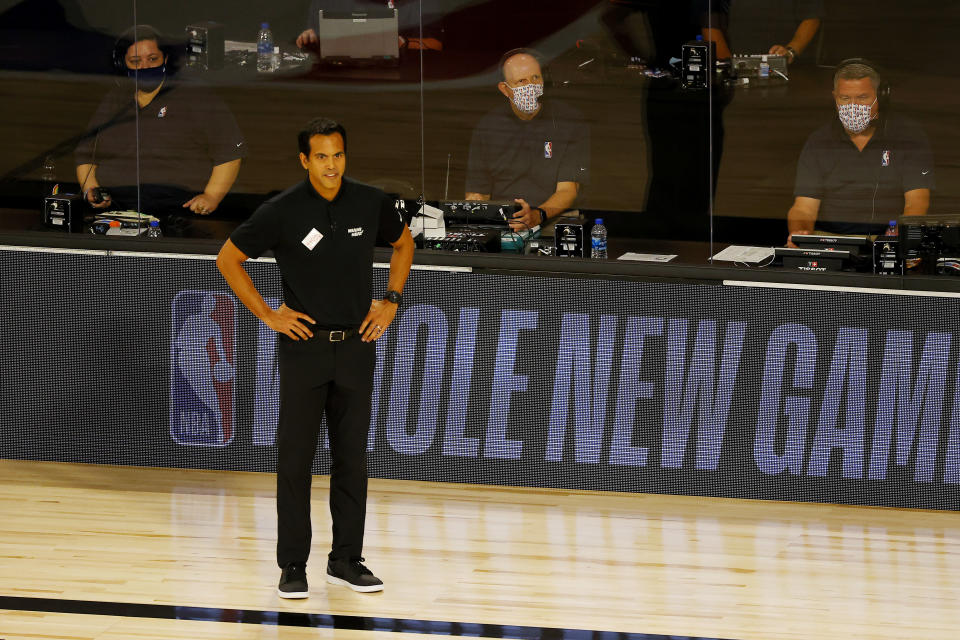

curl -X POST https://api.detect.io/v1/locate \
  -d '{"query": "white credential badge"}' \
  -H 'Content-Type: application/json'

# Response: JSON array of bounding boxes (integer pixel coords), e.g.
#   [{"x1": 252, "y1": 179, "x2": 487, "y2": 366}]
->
[{"x1": 302, "y1": 228, "x2": 323, "y2": 250}]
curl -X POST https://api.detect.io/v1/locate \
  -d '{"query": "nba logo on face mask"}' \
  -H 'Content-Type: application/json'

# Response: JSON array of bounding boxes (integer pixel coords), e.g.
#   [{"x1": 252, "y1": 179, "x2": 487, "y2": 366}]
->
[
  {"x1": 881, "y1": 150, "x2": 891, "y2": 167},
  {"x1": 170, "y1": 291, "x2": 237, "y2": 446},
  {"x1": 544, "y1": 141, "x2": 553, "y2": 159}
]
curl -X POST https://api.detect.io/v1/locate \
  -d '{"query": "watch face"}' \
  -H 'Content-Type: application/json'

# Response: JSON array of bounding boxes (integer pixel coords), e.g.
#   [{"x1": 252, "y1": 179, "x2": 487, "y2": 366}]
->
[{"x1": 386, "y1": 291, "x2": 402, "y2": 304}]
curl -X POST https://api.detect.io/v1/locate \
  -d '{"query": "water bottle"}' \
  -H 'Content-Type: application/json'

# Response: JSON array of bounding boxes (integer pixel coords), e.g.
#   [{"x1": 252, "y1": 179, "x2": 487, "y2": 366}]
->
[
  {"x1": 145, "y1": 220, "x2": 163, "y2": 239},
  {"x1": 256, "y1": 23, "x2": 276, "y2": 73},
  {"x1": 41, "y1": 155, "x2": 56, "y2": 192},
  {"x1": 759, "y1": 55, "x2": 770, "y2": 79},
  {"x1": 591, "y1": 218, "x2": 608, "y2": 259}
]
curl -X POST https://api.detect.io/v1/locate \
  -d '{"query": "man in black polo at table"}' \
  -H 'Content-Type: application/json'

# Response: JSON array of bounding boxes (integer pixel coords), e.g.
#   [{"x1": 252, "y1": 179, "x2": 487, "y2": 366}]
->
[
  {"x1": 465, "y1": 48, "x2": 590, "y2": 232},
  {"x1": 76, "y1": 25, "x2": 246, "y2": 235},
  {"x1": 216, "y1": 118, "x2": 414, "y2": 597},
  {"x1": 786, "y1": 60, "x2": 934, "y2": 244}
]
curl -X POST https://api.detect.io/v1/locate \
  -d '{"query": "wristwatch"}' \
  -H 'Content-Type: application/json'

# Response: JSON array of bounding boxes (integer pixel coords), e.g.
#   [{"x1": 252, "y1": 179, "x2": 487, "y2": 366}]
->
[
  {"x1": 384, "y1": 290, "x2": 403, "y2": 305},
  {"x1": 534, "y1": 207, "x2": 547, "y2": 225}
]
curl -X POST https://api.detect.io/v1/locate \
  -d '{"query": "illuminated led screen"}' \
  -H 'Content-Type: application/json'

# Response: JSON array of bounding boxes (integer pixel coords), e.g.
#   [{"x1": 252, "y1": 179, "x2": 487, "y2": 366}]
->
[{"x1": 2, "y1": 248, "x2": 958, "y2": 510}]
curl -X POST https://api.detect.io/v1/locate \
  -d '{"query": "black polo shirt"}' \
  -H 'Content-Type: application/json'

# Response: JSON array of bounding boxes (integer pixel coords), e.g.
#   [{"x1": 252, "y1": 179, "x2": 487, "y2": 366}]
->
[
  {"x1": 465, "y1": 99, "x2": 590, "y2": 208},
  {"x1": 75, "y1": 82, "x2": 246, "y2": 195},
  {"x1": 230, "y1": 178, "x2": 405, "y2": 340},
  {"x1": 794, "y1": 115, "x2": 935, "y2": 235}
]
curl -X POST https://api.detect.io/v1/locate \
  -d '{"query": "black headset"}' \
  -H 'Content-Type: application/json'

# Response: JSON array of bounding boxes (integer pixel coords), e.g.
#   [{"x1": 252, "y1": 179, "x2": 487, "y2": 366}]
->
[
  {"x1": 834, "y1": 58, "x2": 891, "y2": 111},
  {"x1": 112, "y1": 24, "x2": 166, "y2": 74}
]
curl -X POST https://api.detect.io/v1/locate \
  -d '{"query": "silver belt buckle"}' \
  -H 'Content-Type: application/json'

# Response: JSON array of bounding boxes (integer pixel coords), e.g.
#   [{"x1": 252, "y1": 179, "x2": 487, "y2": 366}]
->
[{"x1": 329, "y1": 330, "x2": 346, "y2": 342}]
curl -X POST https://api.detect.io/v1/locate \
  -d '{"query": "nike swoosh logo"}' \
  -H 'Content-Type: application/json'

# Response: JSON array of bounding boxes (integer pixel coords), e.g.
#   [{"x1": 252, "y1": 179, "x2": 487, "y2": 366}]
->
[{"x1": 922, "y1": 170, "x2": 930, "y2": 175}]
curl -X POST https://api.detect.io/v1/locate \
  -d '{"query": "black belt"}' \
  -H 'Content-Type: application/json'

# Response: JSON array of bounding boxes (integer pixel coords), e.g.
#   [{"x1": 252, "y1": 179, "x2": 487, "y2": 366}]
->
[{"x1": 315, "y1": 328, "x2": 358, "y2": 342}]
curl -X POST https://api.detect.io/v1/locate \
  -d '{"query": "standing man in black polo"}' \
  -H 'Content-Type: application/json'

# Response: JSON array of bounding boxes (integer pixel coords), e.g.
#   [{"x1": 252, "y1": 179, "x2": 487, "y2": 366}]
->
[
  {"x1": 216, "y1": 118, "x2": 414, "y2": 597},
  {"x1": 786, "y1": 60, "x2": 934, "y2": 244}
]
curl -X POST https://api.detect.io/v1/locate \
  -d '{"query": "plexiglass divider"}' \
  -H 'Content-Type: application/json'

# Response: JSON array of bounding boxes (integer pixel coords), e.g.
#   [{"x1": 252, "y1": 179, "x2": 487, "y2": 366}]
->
[{"x1": 1, "y1": 0, "x2": 958, "y2": 291}]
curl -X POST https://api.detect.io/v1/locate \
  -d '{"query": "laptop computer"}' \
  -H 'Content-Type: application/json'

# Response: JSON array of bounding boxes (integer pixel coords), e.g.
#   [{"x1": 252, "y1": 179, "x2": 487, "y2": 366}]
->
[{"x1": 317, "y1": 8, "x2": 399, "y2": 64}]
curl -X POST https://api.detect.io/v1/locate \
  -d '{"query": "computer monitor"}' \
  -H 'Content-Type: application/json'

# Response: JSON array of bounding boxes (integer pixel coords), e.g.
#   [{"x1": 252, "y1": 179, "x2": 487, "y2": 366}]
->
[{"x1": 317, "y1": 8, "x2": 399, "y2": 64}]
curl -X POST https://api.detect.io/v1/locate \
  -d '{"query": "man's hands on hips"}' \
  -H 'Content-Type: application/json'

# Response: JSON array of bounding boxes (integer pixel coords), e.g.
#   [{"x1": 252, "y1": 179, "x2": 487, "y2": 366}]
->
[
  {"x1": 510, "y1": 198, "x2": 541, "y2": 232},
  {"x1": 183, "y1": 192, "x2": 222, "y2": 215},
  {"x1": 264, "y1": 304, "x2": 316, "y2": 341},
  {"x1": 360, "y1": 299, "x2": 398, "y2": 343}
]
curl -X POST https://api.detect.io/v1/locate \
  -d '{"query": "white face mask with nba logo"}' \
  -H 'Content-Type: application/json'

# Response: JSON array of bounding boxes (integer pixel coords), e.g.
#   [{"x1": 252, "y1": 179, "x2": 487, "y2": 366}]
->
[
  {"x1": 507, "y1": 82, "x2": 543, "y2": 114},
  {"x1": 837, "y1": 99, "x2": 877, "y2": 134}
]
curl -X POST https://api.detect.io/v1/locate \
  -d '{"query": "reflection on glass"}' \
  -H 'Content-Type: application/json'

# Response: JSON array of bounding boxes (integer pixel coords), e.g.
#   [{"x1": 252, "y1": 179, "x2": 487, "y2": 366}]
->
[
  {"x1": 701, "y1": 0, "x2": 824, "y2": 62},
  {"x1": 75, "y1": 25, "x2": 246, "y2": 238}
]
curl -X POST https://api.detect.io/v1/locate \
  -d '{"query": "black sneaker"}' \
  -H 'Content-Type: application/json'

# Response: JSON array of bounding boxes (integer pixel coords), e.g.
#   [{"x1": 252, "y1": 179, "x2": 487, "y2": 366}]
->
[
  {"x1": 326, "y1": 557, "x2": 384, "y2": 593},
  {"x1": 278, "y1": 562, "x2": 309, "y2": 599}
]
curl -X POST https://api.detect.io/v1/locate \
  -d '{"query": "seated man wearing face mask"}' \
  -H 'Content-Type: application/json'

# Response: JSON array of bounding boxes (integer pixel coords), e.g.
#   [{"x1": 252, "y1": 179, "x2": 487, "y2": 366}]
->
[
  {"x1": 465, "y1": 48, "x2": 590, "y2": 232},
  {"x1": 786, "y1": 59, "x2": 933, "y2": 245},
  {"x1": 75, "y1": 25, "x2": 246, "y2": 235}
]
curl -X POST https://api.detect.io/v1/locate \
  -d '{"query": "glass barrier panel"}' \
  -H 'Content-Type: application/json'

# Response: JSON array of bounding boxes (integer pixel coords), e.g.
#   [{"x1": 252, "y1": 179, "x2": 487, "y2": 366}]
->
[
  {"x1": 707, "y1": 0, "x2": 957, "y2": 287},
  {"x1": 110, "y1": 0, "x2": 426, "y2": 242},
  {"x1": 419, "y1": 0, "x2": 714, "y2": 264},
  {"x1": 0, "y1": 1, "x2": 139, "y2": 236}
]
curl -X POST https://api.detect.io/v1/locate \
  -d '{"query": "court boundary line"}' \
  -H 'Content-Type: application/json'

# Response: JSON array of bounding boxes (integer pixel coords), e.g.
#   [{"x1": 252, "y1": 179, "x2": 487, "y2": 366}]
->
[{"x1": 0, "y1": 594, "x2": 734, "y2": 640}]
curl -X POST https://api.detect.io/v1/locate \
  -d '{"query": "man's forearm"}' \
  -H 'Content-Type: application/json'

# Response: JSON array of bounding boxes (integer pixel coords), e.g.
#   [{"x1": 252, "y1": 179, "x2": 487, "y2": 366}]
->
[
  {"x1": 903, "y1": 189, "x2": 930, "y2": 216},
  {"x1": 76, "y1": 164, "x2": 100, "y2": 191},
  {"x1": 386, "y1": 234, "x2": 415, "y2": 295},
  {"x1": 216, "y1": 256, "x2": 273, "y2": 322},
  {"x1": 203, "y1": 159, "x2": 242, "y2": 201},
  {"x1": 787, "y1": 206, "x2": 817, "y2": 235},
  {"x1": 788, "y1": 18, "x2": 820, "y2": 55},
  {"x1": 701, "y1": 27, "x2": 731, "y2": 59},
  {"x1": 538, "y1": 186, "x2": 579, "y2": 219}
]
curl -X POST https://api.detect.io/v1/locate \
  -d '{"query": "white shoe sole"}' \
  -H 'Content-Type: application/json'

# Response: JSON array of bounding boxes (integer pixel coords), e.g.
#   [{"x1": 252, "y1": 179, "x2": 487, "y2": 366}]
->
[
  {"x1": 277, "y1": 588, "x2": 309, "y2": 599},
  {"x1": 326, "y1": 573, "x2": 384, "y2": 593}
]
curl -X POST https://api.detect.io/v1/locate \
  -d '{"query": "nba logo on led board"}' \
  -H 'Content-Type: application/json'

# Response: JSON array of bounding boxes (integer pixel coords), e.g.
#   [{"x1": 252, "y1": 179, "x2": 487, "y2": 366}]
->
[{"x1": 169, "y1": 291, "x2": 237, "y2": 446}]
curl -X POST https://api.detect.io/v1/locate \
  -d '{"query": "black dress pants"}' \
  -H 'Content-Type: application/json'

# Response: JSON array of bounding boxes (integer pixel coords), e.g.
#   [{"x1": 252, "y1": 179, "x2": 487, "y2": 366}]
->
[{"x1": 275, "y1": 334, "x2": 376, "y2": 568}]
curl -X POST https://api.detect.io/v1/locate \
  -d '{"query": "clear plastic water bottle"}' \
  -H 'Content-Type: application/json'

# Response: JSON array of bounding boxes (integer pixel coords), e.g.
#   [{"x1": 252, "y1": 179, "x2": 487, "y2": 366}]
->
[
  {"x1": 759, "y1": 55, "x2": 770, "y2": 79},
  {"x1": 591, "y1": 218, "x2": 608, "y2": 259},
  {"x1": 257, "y1": 22, "x2": 276, "y2": 73},
  {"x1": 145, "y1": 220, "x2": 163, "y2": 239},
  {"x1": 41, "y1": 155, "x2": 56, "y2": 190}
]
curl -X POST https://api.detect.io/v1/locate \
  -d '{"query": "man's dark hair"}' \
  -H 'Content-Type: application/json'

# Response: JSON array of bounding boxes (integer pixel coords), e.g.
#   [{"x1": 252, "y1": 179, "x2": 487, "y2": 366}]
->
[
  {"x1": 113, "y1": 24, "x2": 173, "y2": 72},
  {"x1": 298, "y1": 118, "x2": 348, "y2": 155},
  {"x1": 834, "y1": 61, "x2": 881, "y2": 91}
]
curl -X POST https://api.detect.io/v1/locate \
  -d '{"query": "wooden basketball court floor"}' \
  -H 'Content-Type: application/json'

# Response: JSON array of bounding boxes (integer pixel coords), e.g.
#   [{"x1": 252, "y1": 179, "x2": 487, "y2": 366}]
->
[{"x1": 1, "y1": 459, "x2": 959, "y2": 640}]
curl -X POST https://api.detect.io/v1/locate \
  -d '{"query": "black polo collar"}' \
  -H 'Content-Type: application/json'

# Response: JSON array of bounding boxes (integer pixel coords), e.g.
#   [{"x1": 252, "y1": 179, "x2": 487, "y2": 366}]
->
[{"x1": 304, "y1": 176, "x2": 350, "y2": 203}]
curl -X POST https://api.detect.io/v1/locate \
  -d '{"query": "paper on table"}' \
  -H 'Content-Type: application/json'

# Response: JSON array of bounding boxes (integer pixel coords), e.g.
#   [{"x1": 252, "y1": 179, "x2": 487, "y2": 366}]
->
[
  {"x1": 617, "y1": 253, "x2": 678, "y2": 262},
  {"x1": 225, "y1": 40, "x2": 258, "y2": 53},
  {"x1": 711, "y1": 245, "x2": 775, "y2": 263}
]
